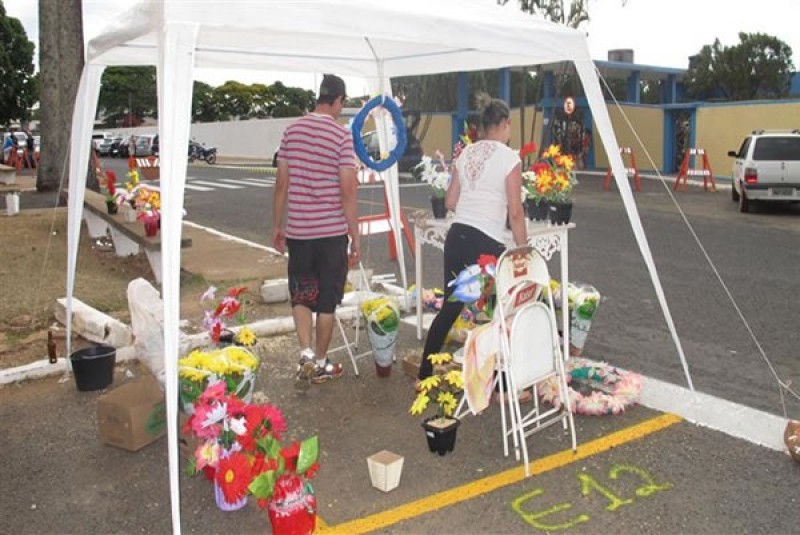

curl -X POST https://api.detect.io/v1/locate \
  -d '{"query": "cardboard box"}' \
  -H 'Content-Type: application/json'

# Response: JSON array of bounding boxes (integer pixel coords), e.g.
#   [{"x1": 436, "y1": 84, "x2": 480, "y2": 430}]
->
[{"x1": 97, "y1": 375, "x2": 166, "y2": 451}]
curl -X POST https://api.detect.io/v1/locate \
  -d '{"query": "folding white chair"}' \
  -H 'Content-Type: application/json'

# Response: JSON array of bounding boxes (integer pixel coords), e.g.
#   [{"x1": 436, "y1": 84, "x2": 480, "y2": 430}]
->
[
  {"x1": 455, "y1": 246, "x2": 548, "y2": 457},
  {"x1": 505, "y1": 301, "x2": 577, "y2": 476},
  {"x1": 328, "y1": 261, "x2": 389, "y2": 376}
]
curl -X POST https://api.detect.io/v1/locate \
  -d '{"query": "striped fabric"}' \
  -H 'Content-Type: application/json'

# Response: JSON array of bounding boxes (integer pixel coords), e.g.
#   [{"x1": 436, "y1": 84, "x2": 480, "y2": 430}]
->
[{"x1": 279, "y1": 114, "x2": 357, "y2": 239}]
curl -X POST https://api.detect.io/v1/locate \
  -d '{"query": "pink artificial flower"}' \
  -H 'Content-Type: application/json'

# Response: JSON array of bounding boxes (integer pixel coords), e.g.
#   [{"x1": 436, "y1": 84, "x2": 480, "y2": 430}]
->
[{"x1": 195, "y1": 440, "x2": 221, "y2": 470}]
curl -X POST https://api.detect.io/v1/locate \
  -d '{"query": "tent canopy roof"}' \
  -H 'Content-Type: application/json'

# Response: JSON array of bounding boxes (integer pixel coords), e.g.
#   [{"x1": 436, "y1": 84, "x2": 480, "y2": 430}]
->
[{"x1": 88, "y1": 0, "x2": 595, "y2": 79}]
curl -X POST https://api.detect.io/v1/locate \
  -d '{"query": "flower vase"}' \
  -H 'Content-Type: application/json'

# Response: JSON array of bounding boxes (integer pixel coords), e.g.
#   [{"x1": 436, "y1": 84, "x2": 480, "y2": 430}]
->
[
  {"x1": 548, "y1": 201, "x2": 573, "y2": 225},
  {"x1": 143, "y1": 219, "x2": 159, "y2": 237},
  {"x1": 366, "y1": 323, "x2": 397, "y2": 377},
  {"x1": 430, "y1": 196, "x2": 447, "y2": 219},
  {"x1": 106, "y1": 200, "x2": 118, "y2": 214},
  {"x1": 267, "y1": 474, "x2": 317, "y2": 535},
  {"x1": 213, "y1": 478, "x2": 248, "y2": 511},
  {"x1": 525, "y1": 199, "x2": 549, "y2": 222},
  {"x1": 422, "y1": 417, "x2": 460, "y2": 456}
]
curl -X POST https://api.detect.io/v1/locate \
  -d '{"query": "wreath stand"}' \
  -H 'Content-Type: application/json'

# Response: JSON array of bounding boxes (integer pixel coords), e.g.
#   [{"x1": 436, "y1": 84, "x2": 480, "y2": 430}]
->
[{"x1": 329, "y1": 94, "x2": 413, "y2": 376}]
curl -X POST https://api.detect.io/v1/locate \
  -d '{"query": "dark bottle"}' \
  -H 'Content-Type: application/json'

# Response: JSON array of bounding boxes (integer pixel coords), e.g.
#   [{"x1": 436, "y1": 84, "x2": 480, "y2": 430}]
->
[{"x1": 47, "y1": 330, "x2": 58, "y2": 364}]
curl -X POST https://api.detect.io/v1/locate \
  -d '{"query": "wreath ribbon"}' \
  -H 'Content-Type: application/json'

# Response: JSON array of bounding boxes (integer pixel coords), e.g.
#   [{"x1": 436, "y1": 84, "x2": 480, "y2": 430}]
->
[{"x1": 352, "y1": 95, "x2": 407, "y2": 172}]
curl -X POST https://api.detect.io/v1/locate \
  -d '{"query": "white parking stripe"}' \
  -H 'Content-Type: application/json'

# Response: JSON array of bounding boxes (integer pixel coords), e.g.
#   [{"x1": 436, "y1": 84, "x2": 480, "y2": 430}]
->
[
  {"x1": 220, "y1": 178, "x2": 272, "y2": 187},
  {"x1": 184, "y1": 183, "x2": 215, "y2": 191},
  {"x1": 190, "y1": 179, "x2": 244, "y2": 189}
]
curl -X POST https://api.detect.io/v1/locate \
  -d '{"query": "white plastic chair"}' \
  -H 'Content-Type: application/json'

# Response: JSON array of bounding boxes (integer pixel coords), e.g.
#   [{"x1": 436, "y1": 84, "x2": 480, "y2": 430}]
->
[{"x1": 328, "y1": 261, "x2": 375, "y2": 376}]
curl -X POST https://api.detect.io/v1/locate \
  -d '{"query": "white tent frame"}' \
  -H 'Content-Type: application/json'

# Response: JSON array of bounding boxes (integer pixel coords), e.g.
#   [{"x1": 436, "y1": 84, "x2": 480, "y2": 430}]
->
[{"x1": 65, "y1": 1, "x2": 693, "y2": 533}]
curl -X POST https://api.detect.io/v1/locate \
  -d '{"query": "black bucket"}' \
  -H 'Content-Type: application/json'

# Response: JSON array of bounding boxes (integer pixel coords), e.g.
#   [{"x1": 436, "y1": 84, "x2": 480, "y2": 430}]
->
[{"x1": 69, "y1": 345, "x2": 116, "y2": 391}]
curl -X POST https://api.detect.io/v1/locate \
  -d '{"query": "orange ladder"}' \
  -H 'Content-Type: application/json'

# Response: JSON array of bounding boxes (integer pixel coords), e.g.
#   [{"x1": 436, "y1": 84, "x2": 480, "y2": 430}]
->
[
  {"x1": 356, "y1": 169, "x2": 415, "y2": 261},
  {"x1": 673, "y1": 148, "x2": 716, "y2": 192},
  {"x1": 603, "y1": 147, "x2": 641, "y2": 192}
]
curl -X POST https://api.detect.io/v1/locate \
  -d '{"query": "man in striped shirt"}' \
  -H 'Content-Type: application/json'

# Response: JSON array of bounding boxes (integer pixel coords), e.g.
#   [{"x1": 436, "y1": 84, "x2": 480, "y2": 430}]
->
[{"x1": 272, "y1": 74, "x2": 360, "y2": 388}]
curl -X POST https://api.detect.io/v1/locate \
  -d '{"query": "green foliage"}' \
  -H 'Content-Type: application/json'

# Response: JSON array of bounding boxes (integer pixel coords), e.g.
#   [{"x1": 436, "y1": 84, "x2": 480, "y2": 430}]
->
[
  {"x1": 685, "y1": 33, "x2": 795, "y2": 101},
  {"x1": 0, "y1": 4, "x2": 37, "y2": 126},
  {"x1": 98, "y1": 67, "x2": 158, "y2": 126}
]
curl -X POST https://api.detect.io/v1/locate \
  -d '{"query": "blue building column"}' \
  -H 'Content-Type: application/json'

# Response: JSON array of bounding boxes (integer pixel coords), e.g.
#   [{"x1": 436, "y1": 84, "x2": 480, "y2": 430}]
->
[
  {"x1": 453, "y1": 71, "x2": 469, "y2": 150},
  {"x1": 498, "y1": 67, "x2": 511, "y2": 103},
  {"x1": 660, "y1": 74, "x2": 677, "y2": 104},
  {"x1": 626, "y1": 70, "x2": 641, "y2": 104}
]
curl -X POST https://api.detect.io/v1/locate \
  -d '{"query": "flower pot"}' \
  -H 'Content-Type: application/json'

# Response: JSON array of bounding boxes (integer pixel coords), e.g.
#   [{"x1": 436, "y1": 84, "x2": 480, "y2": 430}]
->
[
  {"x1": 422, "y1": 417, "x2": 460, "y2": 456},
  {"x1": 143, "y1": 220, "x2": 159, "y2": 237},
  {"x1": 213, "y1": 478, "x2": 248, "y2": 511},
  {"x1": 525, "y1": 199, "x2": 549, "y2": 221},
  {"x1": 430, "y1": 196, "x2": 447, "y2": 219},
  {"x1": 69, "y1": 345, "x2": 116, "y2": 391},
  {"x1": 375, "y1": 361, "x2": 392, "y2": 378},
  {"x1": 548, "y1": 201, "x2": 573, "y2": 225},
  {"x1": 267, "y1": 474, "x2": 317, "y2": 535},
  {"x1": 366, "y1": 322, "x2": 397, "y2": 369},
  {"x1": 106, "y1": 200, "x2": 118, "y2": 214},
  {"x1": 367, "y1": 450, "x2": 404, "y2": 492}
]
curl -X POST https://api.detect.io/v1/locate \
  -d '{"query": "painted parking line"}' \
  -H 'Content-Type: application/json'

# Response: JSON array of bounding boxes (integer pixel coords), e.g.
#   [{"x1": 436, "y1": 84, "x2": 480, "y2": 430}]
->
[
  {"x1": 317, "y1": 413, "x2": 683, "y2": 534},
  {"x1": 183, "y1": 183, "x2": 215, "y2": 192},
  {"x1": 225, "y1": 177, "x2": 274, "y2": 187},
  {"x1": 189, "y1": 179, "x2": 245, "y2": 189}
]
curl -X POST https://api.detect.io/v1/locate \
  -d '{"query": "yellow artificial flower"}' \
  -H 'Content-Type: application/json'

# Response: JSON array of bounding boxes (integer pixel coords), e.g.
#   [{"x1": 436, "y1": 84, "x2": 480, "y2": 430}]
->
[
  {"x1": 542, "y1": 144, "x2": 561, "y2": 159},
  {"x1": 437, "y1": 391, "x2": 458, "y2": 417},
  {"x1": 234, "y1": 326, "x2": 257, "y2": 347},
  {"x1": 410, "y1": 393, "x2": 430, "y2": 416},
  {"x1": 428, "y1": 352, "x2": 452, "y2": 366},
  {"x1": 417, "y1": 375, "x2": 441, "y2": 393},
  {"x1": 444, "y1": 369, "x2": 464, "y2": 390}
]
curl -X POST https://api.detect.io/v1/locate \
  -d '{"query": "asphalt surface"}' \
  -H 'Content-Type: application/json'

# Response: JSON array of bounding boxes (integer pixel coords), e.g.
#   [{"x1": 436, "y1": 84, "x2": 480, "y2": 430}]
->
[{"x1": 2, "y1": 162, "x2": 799, "y2": 534}]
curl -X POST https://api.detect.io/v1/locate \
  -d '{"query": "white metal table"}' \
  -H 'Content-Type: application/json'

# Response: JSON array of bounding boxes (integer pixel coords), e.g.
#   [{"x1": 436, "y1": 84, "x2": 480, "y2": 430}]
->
[{"x1": 413, "y1": 212, "x2": 575, "y2": 360}]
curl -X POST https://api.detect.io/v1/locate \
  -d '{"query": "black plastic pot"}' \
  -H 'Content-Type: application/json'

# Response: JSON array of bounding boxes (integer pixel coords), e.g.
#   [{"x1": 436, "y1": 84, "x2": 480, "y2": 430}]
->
[
  {"x1": 525, "y1": 199, "x2": 549, "y2": 221},
  {"x1": 430, "y1": 196, "x2": 447, "y2": 219},
  {"x1": 422, "y1": 417, "x2": 460, "y2": 456},
  {"x1": 69, "y1": 345, "x2": 116, "y2": 391}
]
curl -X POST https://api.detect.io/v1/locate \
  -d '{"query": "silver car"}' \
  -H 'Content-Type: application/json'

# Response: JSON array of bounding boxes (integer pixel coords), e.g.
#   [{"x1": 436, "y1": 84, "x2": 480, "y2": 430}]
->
[{"x1": 728, "y1": 130, "x2": 800, "y2": 212}]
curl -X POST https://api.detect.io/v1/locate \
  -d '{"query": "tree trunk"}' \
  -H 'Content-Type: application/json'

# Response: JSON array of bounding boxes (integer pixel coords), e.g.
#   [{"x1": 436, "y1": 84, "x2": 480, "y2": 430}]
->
[{"x1": 37, "y1": 0, "x2": 84, "y2": 192}]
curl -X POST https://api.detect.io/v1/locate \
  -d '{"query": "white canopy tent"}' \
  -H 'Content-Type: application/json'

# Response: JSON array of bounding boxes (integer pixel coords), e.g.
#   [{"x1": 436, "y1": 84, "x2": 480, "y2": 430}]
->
[{"x1": 65, "y1": 1, "x2": 693, "y2": 532}]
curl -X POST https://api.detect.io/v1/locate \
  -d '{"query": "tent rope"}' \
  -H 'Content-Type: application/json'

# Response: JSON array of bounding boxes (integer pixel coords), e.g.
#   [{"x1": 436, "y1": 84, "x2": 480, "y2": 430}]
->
[{"x1": 597, "y1": 71, "x2": 798, "y2": 418}]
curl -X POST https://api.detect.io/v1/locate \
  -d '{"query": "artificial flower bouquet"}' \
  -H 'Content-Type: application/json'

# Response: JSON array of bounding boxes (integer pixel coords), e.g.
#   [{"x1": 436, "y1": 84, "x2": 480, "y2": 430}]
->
[
  {"x1": 409, "y1": 352, "x2": 464, "y2": 423},
  {"x1": 448, "y1": 254, "x2": 498, "y2": 322},
  {"x1": 548, "y1": 280, "x2": 601, "y2": 356},
  {"x1": 178, "y1": 345, "x2": 261, "y2": 414},
  {"x1": 183, "y1": 381, "x2": 320, "y2": 519},
  {"x1": 528, "y1": 144, "x2": 577, "y2": 204},
  {"x1": 360, "y1": 295, "x2": 400, "y2": 371},
  {"x1": 414, "y1": 152, "x2": 451, "y2": 199},
  {"x1": 409, "y1": 284, "x2": 444, "y2": 312},
  {"x1": 201, "y1": 285, "x2": 258, "y2": 347}
]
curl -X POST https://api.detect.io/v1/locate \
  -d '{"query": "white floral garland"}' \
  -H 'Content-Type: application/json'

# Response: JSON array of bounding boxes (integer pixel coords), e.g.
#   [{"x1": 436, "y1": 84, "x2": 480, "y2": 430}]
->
[{"x1": 537, "y1": 358, "x2": 643, "y2": 416}]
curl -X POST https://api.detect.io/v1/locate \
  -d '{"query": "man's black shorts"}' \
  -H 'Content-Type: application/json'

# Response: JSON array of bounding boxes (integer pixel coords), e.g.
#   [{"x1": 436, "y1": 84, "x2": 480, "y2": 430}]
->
[{"x1": 287, "y1": 235, "x2": 348, "y2": 314}]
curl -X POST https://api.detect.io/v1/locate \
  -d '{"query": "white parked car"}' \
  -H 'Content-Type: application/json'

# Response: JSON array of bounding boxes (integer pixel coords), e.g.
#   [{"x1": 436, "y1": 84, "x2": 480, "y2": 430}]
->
[{"x1": 728, "y1": 130, "x2": 800, "y2": 212}]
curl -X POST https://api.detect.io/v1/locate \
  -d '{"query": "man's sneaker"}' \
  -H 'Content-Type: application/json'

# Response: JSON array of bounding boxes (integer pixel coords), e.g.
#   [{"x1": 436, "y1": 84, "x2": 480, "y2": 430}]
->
[
  {"x1": 310, "y1": 359, "x2": 344, "y2": 384},
  {"x1": 294, "y1": 349, "x2": 316, "y2": 390}
]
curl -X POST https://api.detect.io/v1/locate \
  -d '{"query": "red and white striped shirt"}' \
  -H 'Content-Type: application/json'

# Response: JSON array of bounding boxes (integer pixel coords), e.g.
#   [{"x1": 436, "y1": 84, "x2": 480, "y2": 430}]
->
[{"x1": 278, "y1": 114, "x2": 357, "y2": 239}]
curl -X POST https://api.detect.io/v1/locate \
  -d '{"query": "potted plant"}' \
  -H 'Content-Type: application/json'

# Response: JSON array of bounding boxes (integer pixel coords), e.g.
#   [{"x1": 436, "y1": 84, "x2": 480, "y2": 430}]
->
[
  {"x1": 133, "y1": 186, "x2": 161, "y2": 236},
  {"x1": 200, "y1": 285, "x2": 258, "y2": 347},
  {"x1": 360, "y1": 295, "x2": 400, "y2": 376},
  {"x1": 414, "y1": 153, "x2": 451, "y2": 218},
  {"x1": 532, "y1": 144, "x2": 577, "y2": 225},
  {"x1": 410, "y1": 352, "x2": 465, "y2": 455},
  {"x1": 182, "y1": 381, "x2": 320, "y2": 534},
  {"x1": 102, "y1": 170, "x2": 118, "y2": 214},
  {"x1": 448, "y1": 254, "x2": 498, "y2": 323},
  {"x1": 519, "y1": 143, "x2": 549, "y2": 221}
]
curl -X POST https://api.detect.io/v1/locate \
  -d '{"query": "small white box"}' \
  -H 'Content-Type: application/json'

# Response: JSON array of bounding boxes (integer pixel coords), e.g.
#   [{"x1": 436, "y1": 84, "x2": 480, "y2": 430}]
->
[{"x1": 367, "y1": 450, "x2": 404, "y2": 492}]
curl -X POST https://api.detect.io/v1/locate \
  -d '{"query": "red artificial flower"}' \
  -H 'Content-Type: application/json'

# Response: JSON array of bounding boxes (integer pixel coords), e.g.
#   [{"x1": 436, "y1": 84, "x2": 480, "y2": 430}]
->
[
  {"x1": 210, "y1": 322, "x2": 222, "y2": 344},
  {"x1": 227, "y1": 286, "x2": 248, "y2": 298},
  {"x1": 477, "y1": 254, "x2": 497, "y2": 271},
  {"x1": 532, "y1": 161, "x2": 549, "y2": 174},
  {"x1": 105, "y1": 170, "x2": 117, "y2": 195},
  {"x1": 280, "y1": 441, "x2": 301, "y2": 473},
  {"x1": 519, "y1": 142, "x2": 537, "y2": 159},
  {"x1": 215, "y1": 451, "x2": 252, "y2": 504},
  {"x1": 305, "y1": 462, "x2": 320, "y2": 480}
]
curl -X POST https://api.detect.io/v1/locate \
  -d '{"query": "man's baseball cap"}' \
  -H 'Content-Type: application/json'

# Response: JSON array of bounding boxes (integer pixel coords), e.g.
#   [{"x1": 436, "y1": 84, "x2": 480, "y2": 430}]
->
[{"x1": 319, "y1": 74, "x2": 346, "y2": 99}]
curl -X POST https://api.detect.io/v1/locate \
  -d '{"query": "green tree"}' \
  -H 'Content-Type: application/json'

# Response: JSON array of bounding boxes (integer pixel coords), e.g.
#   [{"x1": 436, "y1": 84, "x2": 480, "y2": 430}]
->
[
  {"x1": 213, "y1": 81, "x2": 254, "y2": 120},
  {"x1": 685, "y1": 33, "x2": 794, "y2": 101},
  {"x1": 192, "y1": 80, "x2": 219, "y2": 122},
  {"x1": 97, "y1": 67, "x2": 158, "y2": 126},
  {"x1": 0, "y1": 4, "x2": 37, "y2": 127}
]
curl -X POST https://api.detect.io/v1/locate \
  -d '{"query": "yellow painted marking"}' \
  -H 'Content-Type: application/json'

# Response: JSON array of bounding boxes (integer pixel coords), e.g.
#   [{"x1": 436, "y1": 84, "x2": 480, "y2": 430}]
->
[
  {"x1": 319, "y1": 413, "x2": 682, "y2": 534},
  {"x1": 316, "y1": 516, "x2": 330, "y2": 530}
]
